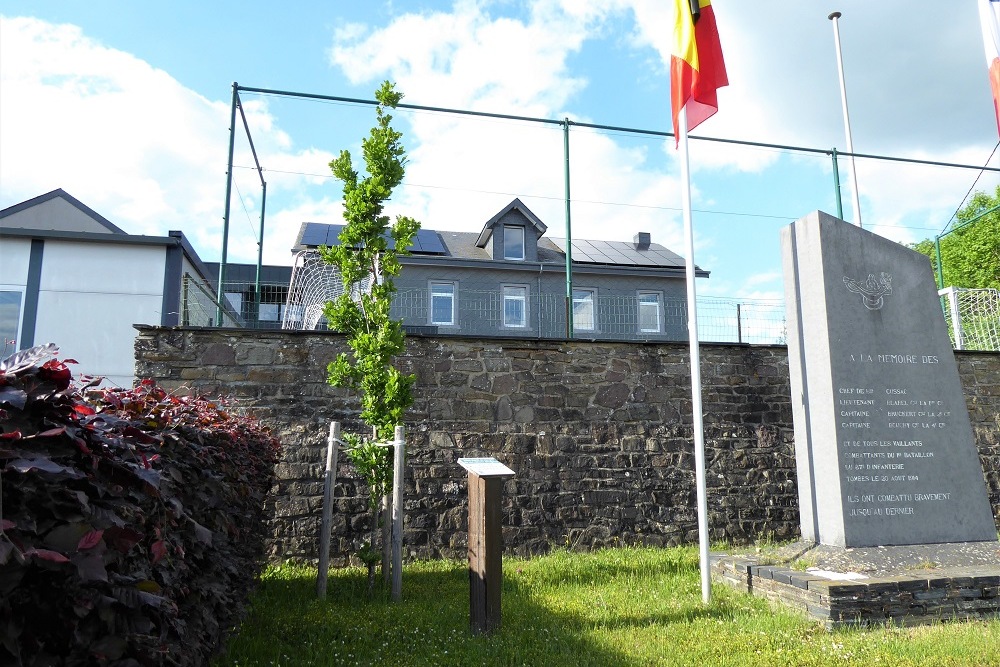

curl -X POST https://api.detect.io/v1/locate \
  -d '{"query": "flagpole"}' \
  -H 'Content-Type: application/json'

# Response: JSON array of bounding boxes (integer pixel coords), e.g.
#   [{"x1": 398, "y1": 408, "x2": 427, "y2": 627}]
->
[
  {"x1": 678, "y1": 105, "x2": 712, "y2": 605},
  {"x1": 828, "y1": 11, "x2": 863, "y2": 228}
]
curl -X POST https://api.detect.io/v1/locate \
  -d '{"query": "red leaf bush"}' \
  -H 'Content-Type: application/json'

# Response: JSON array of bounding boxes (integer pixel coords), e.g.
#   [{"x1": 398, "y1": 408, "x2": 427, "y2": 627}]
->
[{"x1": 0, "y1": 344, "x2": 280, "y2": 665}]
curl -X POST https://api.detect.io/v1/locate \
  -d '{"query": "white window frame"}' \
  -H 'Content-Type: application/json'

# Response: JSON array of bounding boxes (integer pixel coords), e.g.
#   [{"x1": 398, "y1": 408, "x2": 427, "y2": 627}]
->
[
  {"x1": 502, "y1": 284, "x2": 529, "y2": 328},
  {"x1": 429, "y1": 280, "x2": 457, "y2": 326},
  {"x1": 572, "y1": 288, "x2": 596, "y2": 331},
  {"x1": 503, "y1": 225, "x2": 525, "y2": 261},
  {"x1": 637, "y1": 291, "x2": 663, "y2": 333}
]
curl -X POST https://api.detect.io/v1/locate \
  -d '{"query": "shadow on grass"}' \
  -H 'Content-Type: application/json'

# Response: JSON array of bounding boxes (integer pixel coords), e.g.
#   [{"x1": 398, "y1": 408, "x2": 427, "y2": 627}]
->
[{"x1": 217, "y1": 555, "x2": 757, "y2": 667}]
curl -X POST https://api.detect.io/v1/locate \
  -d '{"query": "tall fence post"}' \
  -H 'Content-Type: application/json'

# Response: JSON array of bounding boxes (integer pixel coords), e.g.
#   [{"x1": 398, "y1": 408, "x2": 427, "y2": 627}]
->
[
  {"x1": 946, "y1": 287, "x2": 965, "y2": 350},
  {"x1": 391, "y1": 425, "x2": 405, "y2": 602},
  {"x1": 316, "y1": 421, "x2": 340, "y2": 599},
  {"x1": 563, "y1": 118, "x2": 574, "y2": 340},
  {"x1": 830, "y1": 148, "x2": 844, "y2": 220},
  {"x1": 181, "y1": 275, "x2": 190, "y2": 327}
]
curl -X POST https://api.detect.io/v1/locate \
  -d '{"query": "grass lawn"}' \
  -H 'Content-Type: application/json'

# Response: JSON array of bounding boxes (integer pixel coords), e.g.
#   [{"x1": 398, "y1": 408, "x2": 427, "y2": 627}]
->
[{"x1": 217, "y1": 546, "x2": 1000, "y2": 666}]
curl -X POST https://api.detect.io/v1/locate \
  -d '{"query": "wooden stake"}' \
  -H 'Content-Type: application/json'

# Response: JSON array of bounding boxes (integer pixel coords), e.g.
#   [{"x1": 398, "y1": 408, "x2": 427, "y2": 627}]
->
[
  {"x1": 391, "y1": 425, "x2": 404, "y2": 602},
  {"x1": 317, "y1": 421, "x2": 340, "y2": 598}
]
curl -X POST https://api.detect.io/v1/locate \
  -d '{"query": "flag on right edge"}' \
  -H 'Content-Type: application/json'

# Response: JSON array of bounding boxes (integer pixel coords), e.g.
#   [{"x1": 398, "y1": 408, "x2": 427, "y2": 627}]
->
[
  {"x1": 671, "y1": 0, "x2": 729, "y2": 145},
  {"x1": 979, "y1": 0, "x2": 1000, "y2": 136}
]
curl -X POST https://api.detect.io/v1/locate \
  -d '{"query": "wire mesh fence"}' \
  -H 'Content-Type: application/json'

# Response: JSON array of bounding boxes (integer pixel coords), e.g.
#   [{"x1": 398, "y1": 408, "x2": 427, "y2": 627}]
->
[
  {"x1": 388, "y1": 286, "x2": 787, "y2": 344},
  {"x1": 180, "y1": 274, "x2": 242, "y2": 328},
  {"x1": 695, "y1": 297, "x2": 787, "y2": 345},
  {"x1": 182, "y1": 271, "x2": 997, "y2": 351},
  {"x1": 181, "y1": 274, "x2": 289, "y2": 329},
  {"x1": 939, "y1": 287, "x2": 1000, "y2": 351},
  {"x1": 275, "y1": 250, "x2": 789, "y2": 343}
]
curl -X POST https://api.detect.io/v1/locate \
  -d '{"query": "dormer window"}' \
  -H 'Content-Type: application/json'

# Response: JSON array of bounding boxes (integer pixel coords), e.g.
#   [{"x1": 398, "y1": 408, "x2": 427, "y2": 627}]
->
[
  {"x1": 474, "y1": 199, "x2": 546, "y2": 261},
  {"x1": 503, "y1": 225, "x2": 525, "y2": 260}
]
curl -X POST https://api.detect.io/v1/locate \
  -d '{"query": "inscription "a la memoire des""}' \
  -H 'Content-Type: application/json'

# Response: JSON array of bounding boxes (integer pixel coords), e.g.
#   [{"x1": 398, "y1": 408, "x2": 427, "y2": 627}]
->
[{"x1": 848, "y1": 353, "x2": 940, "y2": 364}]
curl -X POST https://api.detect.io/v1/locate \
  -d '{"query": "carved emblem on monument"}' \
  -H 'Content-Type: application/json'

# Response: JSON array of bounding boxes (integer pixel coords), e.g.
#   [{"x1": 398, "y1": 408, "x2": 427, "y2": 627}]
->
[{"x1": 843, "y1": 272, "x2": 892, "y2": 310}]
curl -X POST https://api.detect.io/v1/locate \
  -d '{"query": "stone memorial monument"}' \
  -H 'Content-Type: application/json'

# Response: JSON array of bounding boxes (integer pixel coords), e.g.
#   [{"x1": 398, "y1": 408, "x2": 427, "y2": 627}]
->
[{"x1": 781, "y1": 210, "x2": 996, "y2": 548}]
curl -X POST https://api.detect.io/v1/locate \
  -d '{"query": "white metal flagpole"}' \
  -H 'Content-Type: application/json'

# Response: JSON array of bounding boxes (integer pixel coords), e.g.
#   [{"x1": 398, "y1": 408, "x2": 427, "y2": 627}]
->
[
  {"x1": 829, "y1": 11, "x2": 863, "y2": 229},
  {"x1": 677, "y1": 105, "x2": 712, "y2": 604}
]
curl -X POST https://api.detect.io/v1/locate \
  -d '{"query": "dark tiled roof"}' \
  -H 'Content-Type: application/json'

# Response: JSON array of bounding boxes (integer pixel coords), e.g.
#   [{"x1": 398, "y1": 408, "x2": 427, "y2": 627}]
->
[
  {"x1": 291, "y1": 199, "x2": 705, "y2": 273},
  {"x1": 293, "y1": 222, "x2": 700, "y2": 269}
]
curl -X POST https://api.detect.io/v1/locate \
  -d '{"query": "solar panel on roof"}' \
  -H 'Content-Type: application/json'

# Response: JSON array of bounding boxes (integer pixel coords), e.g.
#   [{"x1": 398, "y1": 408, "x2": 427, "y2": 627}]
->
[
  {"x1": 610, "y1": 242, "x2": 660, "y2": 266},
  {"x1": 547, "y1": 237, "x2": 689, "y2": 268},
  {"x1": 299, "y1": 222, "x2": 453, "y2": 255},
  {"x1": 570, "y1": 239, "x2": 597, "y2": 262},
  {"x1": 582, "y1": 240, "x2": 622, "y2": 265},
  {"x1": 414, "y1": 229, "x2": 446, "y2": 254},
  {"x1": 325, "y1": 226, "x2": 343, "y2": 246},
  {"x1": 648, "y1": 248, "x2": 684, "y2": 266},
  {"x1": 299, "y1": 223, "x2": 331, "y2": 247}
]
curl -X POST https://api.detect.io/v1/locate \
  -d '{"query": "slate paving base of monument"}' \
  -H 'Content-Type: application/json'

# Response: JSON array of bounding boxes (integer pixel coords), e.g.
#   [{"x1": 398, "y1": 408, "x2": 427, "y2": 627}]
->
[{"x1": 712, "y1": 540, "x2": 1000, "y2": 628}]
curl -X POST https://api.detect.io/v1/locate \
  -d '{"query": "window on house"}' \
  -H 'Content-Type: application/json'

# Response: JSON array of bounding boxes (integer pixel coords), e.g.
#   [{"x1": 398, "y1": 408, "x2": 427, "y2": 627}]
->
[
  {"x1": 225, "y1": 292, "x2": 245, "y2": 319},
  {"x1": 503, "y1": 225, "x2": 525, "y2": 260},
  {"x1": 0, "y1": 290, "x2": 23, "y2": 354},
  {"x1": 430, "y1": 281, "x2": 456, "y2": 325},
  {"x1": 637, "y1": 291, "x2": 662, "y2": 333},
  {"x1": 502, "y1": 285, "x2": 528, "y2": 328},
  {"x1": 572, "y1": 288, "x2": 596, "y2": 331},
  {"x1": 259, "y1": 303, "x2": 282, "y2": 322}
]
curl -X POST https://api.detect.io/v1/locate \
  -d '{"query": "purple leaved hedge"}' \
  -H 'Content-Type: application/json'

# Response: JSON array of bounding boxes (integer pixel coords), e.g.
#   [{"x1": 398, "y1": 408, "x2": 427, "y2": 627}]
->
[{"x1": 0, "y1": 344, "x2": 280, "y2": 666}]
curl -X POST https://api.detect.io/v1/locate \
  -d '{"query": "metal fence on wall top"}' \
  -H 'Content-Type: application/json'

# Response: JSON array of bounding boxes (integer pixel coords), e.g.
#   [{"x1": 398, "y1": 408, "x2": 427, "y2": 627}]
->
[
  {"x1": 180, "y1": 273, "x2": 999, "y2": 352},
  {"x1": 179, "y1": 275, "x2": 1000, "y2": 351},
  {"x1": 939, "y1": 287, "x2": 1000, "y2": 351}
]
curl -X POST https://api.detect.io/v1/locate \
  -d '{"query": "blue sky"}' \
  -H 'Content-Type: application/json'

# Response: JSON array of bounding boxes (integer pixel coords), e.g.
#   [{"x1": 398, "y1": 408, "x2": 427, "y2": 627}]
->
[{"x1": 2, "y1": 1, "x2": 999, "y2": 302}]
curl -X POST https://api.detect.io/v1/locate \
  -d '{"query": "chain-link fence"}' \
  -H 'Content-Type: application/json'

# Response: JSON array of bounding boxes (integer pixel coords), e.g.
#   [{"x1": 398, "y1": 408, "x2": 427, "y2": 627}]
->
[
  {"x1": 939, "y1": 287, "x2": 1000, "y2": 351},
  {"x1": 275, "y1": 250, "x2": 788, "y2": 343},
  {"x1": 180, "y1": 274, "x2": 289, "y2": 329},
  {"x1": 184, "y1": 270, "x2": 1000, "y2": 351},
  {"x1": 696, "y1": 296, "x2": 787, "y2": 344},
  {"x1": 389, "y1": 287, "x2": 787, "y2": 344},
  {"x1": 180, "y1": 273, "x2": 241, "y2": 328}
]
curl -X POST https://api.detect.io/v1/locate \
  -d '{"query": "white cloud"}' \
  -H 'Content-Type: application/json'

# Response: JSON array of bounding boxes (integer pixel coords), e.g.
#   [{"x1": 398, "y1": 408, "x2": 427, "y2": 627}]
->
[
  {"x1": 330, "y1": 1, "x2": 595, "y2": 116},
  {"x1": 329, "y1": 0, "x2": 696, "y2": 252},
  {"x1": 262, "y1": 197, "x2": 345, "y2": 265},
  {"x1": 0, "y1": 16, "x2": 337, "y2": 267},
  {"x1": 854, "y1": 145, "x2": 1000, "y2": 245},
  {"x1": 332, "y1": 0, "x2": 996, "y2": 256},
  {"x1": 7, "y1": 0, "x2": 999, "y2": 296},
  {"x1": 0, "y1": 18, "x2": 225, "y2": 238}
]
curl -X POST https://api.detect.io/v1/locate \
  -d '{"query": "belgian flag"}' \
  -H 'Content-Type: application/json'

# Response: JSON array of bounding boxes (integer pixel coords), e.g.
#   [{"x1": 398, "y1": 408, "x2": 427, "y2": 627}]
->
[{"x1": 670, "y1": 0, "x2": 728, "y2": 144}]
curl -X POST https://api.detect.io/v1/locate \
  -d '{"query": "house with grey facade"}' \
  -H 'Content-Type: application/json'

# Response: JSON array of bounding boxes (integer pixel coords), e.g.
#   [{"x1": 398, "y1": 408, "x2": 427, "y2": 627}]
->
[{"x1": 289, "y1": 198, "x2": 707, "y2": 342}]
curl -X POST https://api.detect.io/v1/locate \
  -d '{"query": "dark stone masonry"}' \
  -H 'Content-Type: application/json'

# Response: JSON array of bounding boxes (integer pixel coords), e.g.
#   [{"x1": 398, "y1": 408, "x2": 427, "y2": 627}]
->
[{"x1": 133, "y1": 326, "x2": 1000, "y2": 565}]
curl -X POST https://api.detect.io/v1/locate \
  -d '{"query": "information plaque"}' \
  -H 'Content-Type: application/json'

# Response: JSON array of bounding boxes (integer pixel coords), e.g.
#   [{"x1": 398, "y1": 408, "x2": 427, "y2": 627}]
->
[
  {"x1": 458, "y1": 456, "x2": 515, "y2": 635},
  {"x1": 458, "y1": 457, "x2": 515, "y2": 478}
]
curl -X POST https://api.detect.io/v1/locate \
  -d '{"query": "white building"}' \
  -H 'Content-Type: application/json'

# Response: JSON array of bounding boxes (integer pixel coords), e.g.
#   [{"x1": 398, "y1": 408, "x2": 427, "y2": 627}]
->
[{"x1": 0, "y1": 189, "x2": 217, "y2": 387}]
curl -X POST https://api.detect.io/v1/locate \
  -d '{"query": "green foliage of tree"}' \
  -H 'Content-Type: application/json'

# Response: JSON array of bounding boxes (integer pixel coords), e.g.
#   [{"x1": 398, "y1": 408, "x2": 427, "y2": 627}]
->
[
  {"x1": 319, "y1": 82, "x2": 419, "y2": 577},
  {"x1": 912, "y1": 187, "x2": 1000, "y2": 289},
  {"x1": 320, "y1": 81, "x2": 420, "y2": 443}
]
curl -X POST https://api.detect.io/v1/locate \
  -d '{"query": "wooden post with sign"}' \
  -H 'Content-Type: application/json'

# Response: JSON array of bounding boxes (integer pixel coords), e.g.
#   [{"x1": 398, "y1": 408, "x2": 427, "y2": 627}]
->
[{"x1": 458, "y1": 457, "x2": 515, "y2": 636}]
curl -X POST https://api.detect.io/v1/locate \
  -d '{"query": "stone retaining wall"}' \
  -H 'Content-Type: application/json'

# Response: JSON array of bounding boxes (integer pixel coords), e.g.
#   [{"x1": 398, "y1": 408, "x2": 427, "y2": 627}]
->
[{"x1": 133, "y1": 327, "x2": 1000, "y2": 564}]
